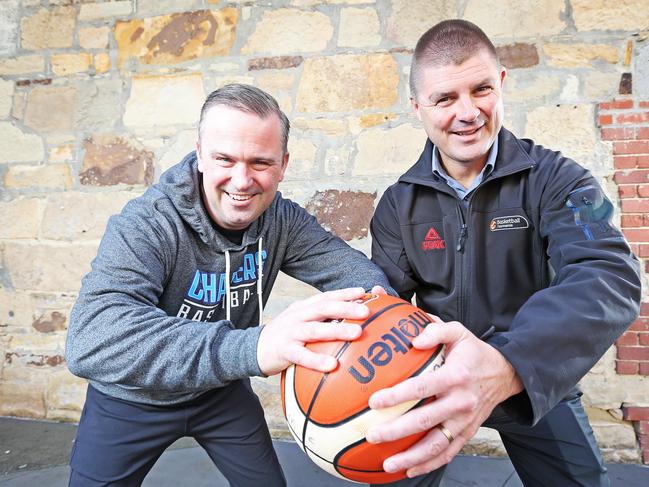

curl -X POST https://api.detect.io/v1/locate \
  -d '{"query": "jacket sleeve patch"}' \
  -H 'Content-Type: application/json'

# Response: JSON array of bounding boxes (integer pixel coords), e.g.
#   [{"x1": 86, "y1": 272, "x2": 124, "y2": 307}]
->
[{"x1": 565, "y1": 186, "x2": 614, "y2": 240}]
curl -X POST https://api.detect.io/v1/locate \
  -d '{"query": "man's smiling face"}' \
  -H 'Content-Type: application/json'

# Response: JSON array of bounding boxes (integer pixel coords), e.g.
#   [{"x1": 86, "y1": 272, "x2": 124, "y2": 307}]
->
[
  {"x1": 196, "y1": 105, "x2": 289, "y2": 231},
  {"x1": 411, "y1": 49, "x2": 506, "y2": 172}
]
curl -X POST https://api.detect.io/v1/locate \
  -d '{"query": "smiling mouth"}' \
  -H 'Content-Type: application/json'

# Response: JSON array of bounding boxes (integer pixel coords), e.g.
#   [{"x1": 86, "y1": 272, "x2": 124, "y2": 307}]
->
[
  {"x1": 225, "y1": 191, "x2": 255, "y2": 202},
  {"x1": 452, "y1": 125, "x2": 484, "y2": 136}
]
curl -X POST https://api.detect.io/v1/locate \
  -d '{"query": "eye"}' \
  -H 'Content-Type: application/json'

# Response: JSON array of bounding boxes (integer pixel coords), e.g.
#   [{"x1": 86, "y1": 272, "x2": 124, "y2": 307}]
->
[
  {"x1": 434, "y1": 96, "x2": 453, "y2": 107},
  {"x1": 475, "y1": 85, "x2": 493, "y2": 95},
  {"x1": 252, "y1": 160, "x2": 273, "y2": 171},
  {"x1": 213, "y1": 155, "x2": 234, "y2": 167}
]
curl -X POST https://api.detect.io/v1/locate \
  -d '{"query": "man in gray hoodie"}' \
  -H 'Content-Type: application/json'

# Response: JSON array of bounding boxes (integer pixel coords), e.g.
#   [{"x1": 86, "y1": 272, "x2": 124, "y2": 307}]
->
[{"x1": 65, "y1": 84, "x2": 391, "y2": 486}]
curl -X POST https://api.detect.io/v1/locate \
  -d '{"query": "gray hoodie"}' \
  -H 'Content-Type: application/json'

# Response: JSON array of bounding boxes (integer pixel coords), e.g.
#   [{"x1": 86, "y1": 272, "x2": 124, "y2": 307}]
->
[{"x1": 66, "y1": 152, "x2": 391, "y2": 405}]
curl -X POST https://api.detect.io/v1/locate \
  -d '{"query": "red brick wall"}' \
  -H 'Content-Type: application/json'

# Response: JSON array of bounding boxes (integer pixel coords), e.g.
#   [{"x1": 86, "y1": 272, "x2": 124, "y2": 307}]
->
[
  {"x1": 599, "y1": 99, "x2": 649, "y2": 464},
  {"x1": 599, "y1": 99, "x2": 649, "y2": 376}
]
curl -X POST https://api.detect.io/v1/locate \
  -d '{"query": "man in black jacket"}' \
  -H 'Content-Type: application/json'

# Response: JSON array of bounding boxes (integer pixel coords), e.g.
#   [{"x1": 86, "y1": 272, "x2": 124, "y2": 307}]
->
[{"x1": 367, "y1": 20, "x2": 641, "y2": 487}]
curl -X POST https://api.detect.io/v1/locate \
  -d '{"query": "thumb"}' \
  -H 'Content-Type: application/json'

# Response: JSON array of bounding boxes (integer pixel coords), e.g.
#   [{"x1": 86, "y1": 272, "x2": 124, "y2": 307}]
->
[{"x1": 413, "y1": 320, "x2": 466, "y2": 349}]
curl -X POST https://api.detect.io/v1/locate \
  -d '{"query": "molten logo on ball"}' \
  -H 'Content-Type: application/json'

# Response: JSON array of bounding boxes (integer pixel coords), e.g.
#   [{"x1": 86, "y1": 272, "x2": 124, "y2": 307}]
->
[
  {"x1": 349, "y1": 309, "x2": 432, "y2": 384},
  {"x1": 280, "y1": 294, "x2": 444, "y2": 484}
]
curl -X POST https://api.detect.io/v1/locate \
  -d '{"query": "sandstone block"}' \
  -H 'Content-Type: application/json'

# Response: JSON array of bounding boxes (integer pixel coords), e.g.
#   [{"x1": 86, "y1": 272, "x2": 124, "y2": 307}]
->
[
  {"x1": 45, "y1": 369, "x2": 87, "y2": 420},
  {"x1": 0, "y1": 0, "x2": 19, "y2": 57},
  {"x1": 0, "y1": 55, "x2": 44, "y2": 75},
  {"x1": 8, "y1": 330, "x2": 64, "y2": 356},
  {"x1": 305, "y1": 190, "x2": 376, "y2": 241},
  {"x1": 543, "y1": 43, "x2": 619, "y2": 68},
  {"x1": 74, "y1": 79, "x2": 122, "y2": 132},
  {"x1": 0, "y1": 122, "x2": 44, "y2": 163},
  {"x1": 0, "y1": 289, "x2": 76, "y2": 333},
  {"x1": 93, "y1": 53, "x2": 112, "y2": 74},
  {"x1": 387, "y1": 0, "x2": 455, "y2": 47},
  {"x1": 291, "y1": 0, "x2": 374, "y2": 4},
  {"x1": 4, "y1": 164, "x2": 72, "y2": 190},
  {"x1": 0, "y1": 198, "x2": 41, "y2": 239},
  {"x1": 79, "y1": 26, "x2": 110, "y2": 50},
  {"x1": 80, "y1": 134, "x2": 154, "y2": 186},
  {"x1": 79, "y1": 1, "x2": 132, "y2": 21},
  {"x1": 21, "y1": 6, "x2": 75, "y2": 50},
  {"x1": 256, "y1": 72, "x2": 295, "y2": 92},
  {"x1": 115, "y1": 9, "x2": 237, "y2": 67},
  {"x1": 2, "y1": 242, "x2": 98, "y2": 293},
  {"x1": 250, "y1": 375, "x2": 287, "y2": 438},
  {"x1": 464, "y1": 0, "x2": 565, "y2": 38},
  {"x1": 635, "y1": 40, "x2": 649, "y2": 99},
  {"x1": 572, "y1": 0, "x2": 649, "y2": 31},
  {"x1": 157, "y1": 129, "x2": 196, "y2": 176},
  {"x1": 338, "y1": 7, "x2": 380, "y2": 48},
  {"x1": 503, "y1": 73, "x2": 562, "y2": 103},
  {"x1": 241, "y1": 9, "x2": 333, "y2": 55},
  {"x1": 24, "y1": 85, "x2": 76, "y2": 132},
  {"x1": 52, "y1": 53, "x2": 92, "y2": 76},
  {"x1": 136, "y1": 0, "x2": 203, "y2": 16},
  {"x1": 48, "y1": 143, "x2": 74, "y2": 163},
  {"x1": 358, "y1": 113, "x2": 398, "y2": 129},
  {"x1": 42, "y1": 191, "x2": 135, "y2": 240},
  {"x1": 590, "y1": 418, "x2": 638, "y2": 449},
  {"x1": 124, "y1": 74, "x2": 204, "y2": 128},
  {"x1": 497, "y1": 43, "x2": 539, "y2": 69},
  {"x1": 0, "y1": 78, "x2": 12, "y2": 118},
  {"x1": 284, "y1": 136, "x2": 316, "y2": 180},
  {"x1": 353, "y1": 124, "x2": 424, "y2": 176},
  {"x1": 324, "y1": 146, "x2": 351, "y2": 177},
  {"x1": 0, "y1": 365, "x2": 47, "y2": 418},
  {"x1": 296, "y1": 53, "x2": 398, "y2": 113},
  {"x1": 524, "y1": 104, "x2": 609, "y2": 169},
  {"x1": 292, "y1": 118, "x2": 346, "y2": 136}
]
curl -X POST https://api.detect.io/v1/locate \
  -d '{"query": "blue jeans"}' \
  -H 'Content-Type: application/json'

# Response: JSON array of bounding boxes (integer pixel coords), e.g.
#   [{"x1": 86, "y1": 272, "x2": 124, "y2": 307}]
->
[
  {"x1": 69, "y1": 381, "x2": 286, "y2": 487},
  {"x1": 376, "y1": 391, "x2": 609, "y2": 487}
]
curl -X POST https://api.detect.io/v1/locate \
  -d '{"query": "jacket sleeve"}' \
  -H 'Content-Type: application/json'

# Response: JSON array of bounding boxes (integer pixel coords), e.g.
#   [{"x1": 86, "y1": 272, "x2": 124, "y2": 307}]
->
[
  {"x1": 370, "y1": 187, "x2": 420, "y2": 301},
  {"x1": 278, "y1": 199, "x2": 394, "y2": 294},
  {"x1": 486, "y1": 158, "x2": 642, "y2": 425},
  {"x1": 65, "y1": 203, "x2": 263, "y2": 392}
]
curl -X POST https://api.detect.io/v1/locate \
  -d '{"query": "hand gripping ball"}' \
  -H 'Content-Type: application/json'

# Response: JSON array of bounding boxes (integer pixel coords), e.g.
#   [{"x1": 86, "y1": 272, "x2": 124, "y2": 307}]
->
[{"x1": 280, "y1": 293, "x2": 445, "y2": 484}]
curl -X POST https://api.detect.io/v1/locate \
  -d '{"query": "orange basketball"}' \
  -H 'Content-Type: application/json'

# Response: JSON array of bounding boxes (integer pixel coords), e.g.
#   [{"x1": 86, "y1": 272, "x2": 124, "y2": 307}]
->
[{"x1": 280, "y1": 293, "x2": 445, "y2": 484}]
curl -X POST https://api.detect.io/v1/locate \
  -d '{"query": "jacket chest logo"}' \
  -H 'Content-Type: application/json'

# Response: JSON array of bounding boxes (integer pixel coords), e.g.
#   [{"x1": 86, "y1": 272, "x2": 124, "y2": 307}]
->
[
  {"x1": 490, "y1": 215, "x2": 529, "y2": 231},
  {"x1": 421, "y1": 227, "x2": 446, "y2": 250}
]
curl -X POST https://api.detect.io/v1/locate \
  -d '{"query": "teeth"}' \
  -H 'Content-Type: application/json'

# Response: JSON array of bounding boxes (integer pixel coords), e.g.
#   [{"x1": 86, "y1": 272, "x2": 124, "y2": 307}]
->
[{"x1": 227, "y1": 192, "x2": 253, "y2": 201}]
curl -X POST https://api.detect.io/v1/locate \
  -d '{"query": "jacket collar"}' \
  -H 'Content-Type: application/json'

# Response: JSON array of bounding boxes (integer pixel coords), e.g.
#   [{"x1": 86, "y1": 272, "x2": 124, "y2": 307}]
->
[{"x1": 398, "y1": 128, "x2": 536, "y2": 189}]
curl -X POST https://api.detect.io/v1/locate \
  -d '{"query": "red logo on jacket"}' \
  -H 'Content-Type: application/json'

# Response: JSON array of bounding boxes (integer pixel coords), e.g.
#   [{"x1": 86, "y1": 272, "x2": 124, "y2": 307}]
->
[{"x1": 422, "y1": 227, "x2": 446, "y2": 250}]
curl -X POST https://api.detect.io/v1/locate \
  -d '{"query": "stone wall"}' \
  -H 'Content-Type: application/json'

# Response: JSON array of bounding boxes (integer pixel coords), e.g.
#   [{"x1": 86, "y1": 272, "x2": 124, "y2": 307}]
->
[{"x1": 1, "y1": 0, "x2": 648, "y2": 464}]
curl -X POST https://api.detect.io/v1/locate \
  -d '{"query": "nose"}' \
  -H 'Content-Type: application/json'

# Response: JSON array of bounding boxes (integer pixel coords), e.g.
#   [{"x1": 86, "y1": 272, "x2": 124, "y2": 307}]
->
[
  {"x1": 456, "y1": 95, "x2": 480, "y2": 123},
  {"x1": 230, "y1": 162, "x2": 253, "y2": 190}
]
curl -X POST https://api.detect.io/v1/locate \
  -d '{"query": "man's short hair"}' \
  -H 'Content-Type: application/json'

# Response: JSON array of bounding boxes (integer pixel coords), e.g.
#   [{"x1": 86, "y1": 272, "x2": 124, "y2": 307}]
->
[
  {"x1": 199, "y1": 84, "x2": 290, "y2": 153},
  {"x1": 410, "y1": 19, "x2": 499, "y2": 99}
]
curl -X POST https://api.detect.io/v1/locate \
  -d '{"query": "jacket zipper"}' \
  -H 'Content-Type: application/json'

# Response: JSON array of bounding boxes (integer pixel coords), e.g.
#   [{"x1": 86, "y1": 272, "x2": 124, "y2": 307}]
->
[{"x1": 455, "y1": 205, "x2": 468, "y2": 326}]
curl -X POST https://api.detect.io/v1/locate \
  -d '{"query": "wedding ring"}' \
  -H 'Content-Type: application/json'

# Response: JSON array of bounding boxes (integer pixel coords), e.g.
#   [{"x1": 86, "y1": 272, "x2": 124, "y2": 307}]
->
[{"x1": 439, "y1": 424, "x2": 454, "y2": 443}]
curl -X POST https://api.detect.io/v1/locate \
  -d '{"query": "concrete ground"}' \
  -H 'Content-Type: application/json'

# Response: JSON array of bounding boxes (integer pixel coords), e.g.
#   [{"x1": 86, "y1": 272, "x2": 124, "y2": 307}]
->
[{"x1": 1, "y1": 417, "x2": 648, "y2": 486}]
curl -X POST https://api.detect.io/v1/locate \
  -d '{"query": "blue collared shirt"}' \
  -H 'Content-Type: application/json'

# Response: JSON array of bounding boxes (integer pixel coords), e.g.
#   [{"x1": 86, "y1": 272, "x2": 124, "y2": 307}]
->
[{"x1": 432, "y1": 137, "x2": 499, "y2": 207}]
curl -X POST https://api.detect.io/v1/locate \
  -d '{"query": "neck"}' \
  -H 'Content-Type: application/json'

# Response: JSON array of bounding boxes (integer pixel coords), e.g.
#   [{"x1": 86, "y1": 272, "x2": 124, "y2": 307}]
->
[{"x1": 439, "y1": 155, "x2": 487, "y2": 189}]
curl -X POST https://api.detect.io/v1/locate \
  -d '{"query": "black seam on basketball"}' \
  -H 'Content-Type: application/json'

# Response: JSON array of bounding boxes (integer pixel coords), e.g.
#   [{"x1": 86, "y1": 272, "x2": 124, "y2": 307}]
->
[{"x1": 301, "y1": 301, "x2": 411, "y2": 440}]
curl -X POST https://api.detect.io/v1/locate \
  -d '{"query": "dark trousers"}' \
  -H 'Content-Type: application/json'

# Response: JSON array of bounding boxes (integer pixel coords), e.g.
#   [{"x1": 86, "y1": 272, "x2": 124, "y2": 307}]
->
[
  {"x1": 376, "y1": 392, "x2": 609, "y2": 487},
  {"x1": 69, "y1": 381, "x2": 286, "y2": 487}
]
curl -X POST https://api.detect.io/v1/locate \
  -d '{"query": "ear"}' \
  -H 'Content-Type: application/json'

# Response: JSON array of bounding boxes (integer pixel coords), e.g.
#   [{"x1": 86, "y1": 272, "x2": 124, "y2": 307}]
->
[
  {"x1": 500, "y1": 67, "x2": 507, "y2": 87},
  {"x1": 410, "y1": 97, "x2": 423, "y2": 122},
  {"x1": 279, "y1": 152, "x2": 290, "y2": 182},
  {"x1": 195, "y1": 140, "x2": 204, "y2": 173}
]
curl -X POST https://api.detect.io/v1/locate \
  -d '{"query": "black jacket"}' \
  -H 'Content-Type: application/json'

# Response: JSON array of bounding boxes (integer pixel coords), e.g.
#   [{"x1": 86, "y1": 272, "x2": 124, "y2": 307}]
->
[{"x1": 370, "y1": 128, "x2": 641, "y2": 425}]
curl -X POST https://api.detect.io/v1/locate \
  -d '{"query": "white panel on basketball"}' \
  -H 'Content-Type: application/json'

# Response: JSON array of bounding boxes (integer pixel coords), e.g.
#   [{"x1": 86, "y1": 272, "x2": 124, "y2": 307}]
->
[{"x1": 282, "y1": 349, "x2": 445, "y2": 481}]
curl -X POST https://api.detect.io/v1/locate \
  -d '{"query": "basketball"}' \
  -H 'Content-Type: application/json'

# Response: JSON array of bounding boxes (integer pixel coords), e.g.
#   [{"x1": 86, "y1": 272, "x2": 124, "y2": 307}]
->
[{"x1": 280, "y1": 293, "x2": 445, "y2": 484}]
